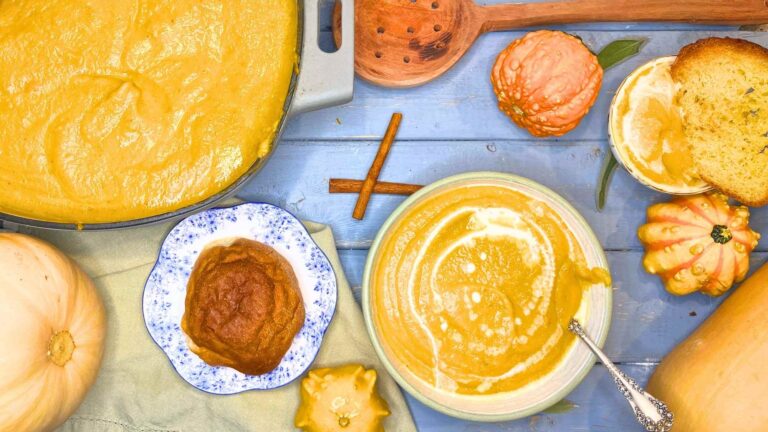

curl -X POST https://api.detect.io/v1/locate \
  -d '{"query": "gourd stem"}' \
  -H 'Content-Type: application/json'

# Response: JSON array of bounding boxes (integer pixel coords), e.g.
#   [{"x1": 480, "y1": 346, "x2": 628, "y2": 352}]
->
[
  {"x1": 48, "y1": 330, "x2": 75, "y2": 366},
  {"x1": 711, "y1": 225, "x2": 733, "y2": 244}
]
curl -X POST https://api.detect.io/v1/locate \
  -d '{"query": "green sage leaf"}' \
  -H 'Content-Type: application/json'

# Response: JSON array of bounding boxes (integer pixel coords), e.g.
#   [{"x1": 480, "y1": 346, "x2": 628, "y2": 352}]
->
[
  {"x1": 595, "y1": 38, "x2": 646, "y2": 211},
  {"x1": 596, "y1": 150, "x2": 618, "y2": 210},
  {"x1": 543, "y1": 399, "x2": 579, "y2": 414},
  {"x1": 597, "y1": 39, "x2": 646, "y2": 70}
]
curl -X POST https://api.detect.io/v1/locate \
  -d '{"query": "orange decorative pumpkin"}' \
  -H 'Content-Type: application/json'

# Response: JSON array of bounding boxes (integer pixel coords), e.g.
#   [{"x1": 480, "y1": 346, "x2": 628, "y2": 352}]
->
[
  {"x1": 638, "y1": 193, "x2": 760, "y2": 296},
  {"x1": 491, "y1": 30, "x2": 603, "y2": 137}
]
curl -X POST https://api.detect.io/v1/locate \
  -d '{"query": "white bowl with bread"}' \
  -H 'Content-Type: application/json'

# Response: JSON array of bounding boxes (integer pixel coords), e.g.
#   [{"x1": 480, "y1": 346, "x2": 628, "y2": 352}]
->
[{"x1": 612, "y1": 37, "x2": 768, "y2": 206}]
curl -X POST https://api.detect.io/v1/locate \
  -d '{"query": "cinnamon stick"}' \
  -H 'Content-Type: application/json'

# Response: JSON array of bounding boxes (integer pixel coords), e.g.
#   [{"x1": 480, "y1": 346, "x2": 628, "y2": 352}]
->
[
  {"x1": 353, "y1": 113, "x2": 403, "y2": 220},
  {"x1": 330, "y1": 178, "x2": 422, "y2": 195}
]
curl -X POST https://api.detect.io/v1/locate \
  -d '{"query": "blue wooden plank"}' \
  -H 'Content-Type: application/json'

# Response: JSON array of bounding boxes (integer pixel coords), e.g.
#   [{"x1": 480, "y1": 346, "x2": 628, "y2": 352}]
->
[
  {"x1": 286, "y1": 31, "x2": 768, "y2": 141},
  {"x1": 239, "y1": 141, "x2": 768, "y2": 251},
  {"x1": 408, "y1": 363, "x2": 655, "y2": 431}
]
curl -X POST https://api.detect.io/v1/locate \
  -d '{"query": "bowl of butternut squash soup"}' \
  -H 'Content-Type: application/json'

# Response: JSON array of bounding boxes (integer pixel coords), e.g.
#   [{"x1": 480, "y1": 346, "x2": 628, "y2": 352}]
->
[{"x1": 363, "y1": 172, "x2": 612, "y2": 421}]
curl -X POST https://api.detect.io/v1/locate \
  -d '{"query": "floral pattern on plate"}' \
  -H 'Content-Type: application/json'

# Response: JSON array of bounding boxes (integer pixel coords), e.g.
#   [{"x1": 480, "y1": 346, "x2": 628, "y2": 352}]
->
[{"x1": 143, "y1": 203, "x2": 337, "y2": 394}]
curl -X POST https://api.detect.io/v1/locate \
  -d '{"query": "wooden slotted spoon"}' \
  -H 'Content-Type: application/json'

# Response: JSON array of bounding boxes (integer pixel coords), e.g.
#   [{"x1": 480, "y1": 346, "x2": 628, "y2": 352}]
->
[{"x1": 333, "y1": 0, "x2": 768, "y2": 88}]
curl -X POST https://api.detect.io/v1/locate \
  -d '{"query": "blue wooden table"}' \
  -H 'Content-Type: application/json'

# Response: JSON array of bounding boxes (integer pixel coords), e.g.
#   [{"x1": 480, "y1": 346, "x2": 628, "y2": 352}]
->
[{"x1": 237, "y1": 4, "x2": 767, "y2": 430}]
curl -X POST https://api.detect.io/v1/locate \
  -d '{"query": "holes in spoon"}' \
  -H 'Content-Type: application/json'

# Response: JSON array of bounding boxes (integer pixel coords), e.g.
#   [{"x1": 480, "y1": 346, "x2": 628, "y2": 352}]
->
[
  {"x1": 375, "y1": 51, "x2": 383, "y2": 59},
  {"x1": 431, "y1": 1, "x2": 439, "y2": 8},
  {"x1": 407, "y1": 26, "x2": 415, "y2": 34},
  {"x1": 377, "y1": 26, "x2": 385, "y2": 34},
  {"x1": 403, "y1": 56, "x2": 411, "y2": 63},
  {"x1": 434, "y1": 24, "x2": 442, "y2": 32}
]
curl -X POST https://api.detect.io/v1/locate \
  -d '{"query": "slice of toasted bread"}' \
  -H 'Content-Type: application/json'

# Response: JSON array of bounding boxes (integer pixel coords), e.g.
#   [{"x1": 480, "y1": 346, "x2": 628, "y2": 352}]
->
[{"x1": 672, "y1": 37, "x2": 768, "y2": 206}]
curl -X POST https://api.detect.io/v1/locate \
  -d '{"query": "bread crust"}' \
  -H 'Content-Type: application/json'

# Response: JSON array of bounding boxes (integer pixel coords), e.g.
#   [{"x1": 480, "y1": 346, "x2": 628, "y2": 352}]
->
[
  {"x1": 673, "y1": 37, "x2": 768, "y2": 79},
  {"x1": 672, "y1": 37, "x2": 768, "y2": 207},
  {"x1": 698, "y1": 174, "x2": 768, "y2": 208}
]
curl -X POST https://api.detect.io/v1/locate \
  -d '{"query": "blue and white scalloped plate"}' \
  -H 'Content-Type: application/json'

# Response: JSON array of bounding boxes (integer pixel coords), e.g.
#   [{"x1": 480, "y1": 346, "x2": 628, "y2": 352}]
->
[{"x1": 142, "y1": 203, "x2": 337, "y2": 394}]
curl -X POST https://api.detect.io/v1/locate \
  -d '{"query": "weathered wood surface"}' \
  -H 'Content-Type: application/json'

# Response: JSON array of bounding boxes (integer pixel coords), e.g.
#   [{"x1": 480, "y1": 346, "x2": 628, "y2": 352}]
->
[
  {"x1": 404, "y1": 364, "x2": 656, "y2": 432},
  {"x1": 234, "y1": 9, "x2": 765, "y2": 431},
  {"x1": 242, "y1": 140, "x2": 768, "y2": 251},
  {"x1": 327, "y1": 0, "x2": 760, "y2": 88},
  {"x1": 289, "y1": 30, "x2": 768, "y2": 141}
]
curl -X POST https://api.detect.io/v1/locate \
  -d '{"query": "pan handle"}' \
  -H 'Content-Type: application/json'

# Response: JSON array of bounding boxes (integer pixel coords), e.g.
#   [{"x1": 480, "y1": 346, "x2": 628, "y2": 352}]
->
[
  {"x1": 288, "y1": 0, "x2": 354, "y2": 116},
  {"x1": 0, "y1": 221, "x2": 19, "y2": 232}
]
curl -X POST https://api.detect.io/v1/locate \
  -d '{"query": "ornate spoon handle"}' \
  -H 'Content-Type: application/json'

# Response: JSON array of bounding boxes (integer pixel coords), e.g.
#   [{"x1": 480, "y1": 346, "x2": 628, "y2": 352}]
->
[{"x1": 568, "y1": 319, "x2": 674, "y2": 432}]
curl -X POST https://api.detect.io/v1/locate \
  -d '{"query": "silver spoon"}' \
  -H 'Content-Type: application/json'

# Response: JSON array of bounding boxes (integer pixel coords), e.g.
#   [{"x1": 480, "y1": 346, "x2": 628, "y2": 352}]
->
[{"x1": 568, "y1": 319, "x2": 674, "y2": 432}]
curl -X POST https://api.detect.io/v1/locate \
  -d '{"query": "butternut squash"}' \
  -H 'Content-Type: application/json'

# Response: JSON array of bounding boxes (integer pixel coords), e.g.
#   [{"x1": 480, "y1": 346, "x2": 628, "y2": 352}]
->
[{"x1": 647, "y1": 262, "x2": 768, "y2": 431}]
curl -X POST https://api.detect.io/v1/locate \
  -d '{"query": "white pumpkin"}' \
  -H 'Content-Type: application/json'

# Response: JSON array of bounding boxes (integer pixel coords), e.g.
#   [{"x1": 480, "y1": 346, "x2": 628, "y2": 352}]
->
[{"x1": 0, "y1": 233, "x2": 106, "y2": 432}]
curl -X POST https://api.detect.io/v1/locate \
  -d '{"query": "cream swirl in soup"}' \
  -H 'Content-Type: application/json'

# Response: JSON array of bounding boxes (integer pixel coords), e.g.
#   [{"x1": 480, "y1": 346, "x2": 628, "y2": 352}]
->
[{"x1": 371, "y1": 183, "x2": 609, "y2": 395}]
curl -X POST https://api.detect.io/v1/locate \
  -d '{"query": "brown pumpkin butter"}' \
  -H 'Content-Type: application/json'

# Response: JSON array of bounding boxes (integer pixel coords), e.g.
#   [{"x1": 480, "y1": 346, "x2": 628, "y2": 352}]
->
[
  {"x1": 181, "y1": 239, "x2": 305, "y2": 375},
  {"x1": 48, "y1": 330, "x2": 75, "y2": 367}
]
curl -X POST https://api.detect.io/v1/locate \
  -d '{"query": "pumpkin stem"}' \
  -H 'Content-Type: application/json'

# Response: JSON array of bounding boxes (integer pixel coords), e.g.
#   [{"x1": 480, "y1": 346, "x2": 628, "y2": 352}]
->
[
  {"x1": 48, "y1": 330, "x2": 75, "y2": 366},
  {"x1": 711, "y1": 225, "x2": 733, "y2": 244},
  {"x1": 338, "y1": 415, "x2": 350, "y2": 428}
]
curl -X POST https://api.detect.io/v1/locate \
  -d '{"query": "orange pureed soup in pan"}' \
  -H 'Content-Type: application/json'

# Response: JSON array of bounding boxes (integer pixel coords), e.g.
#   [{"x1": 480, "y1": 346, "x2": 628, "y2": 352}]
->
[
  {"x1": 0, "y1": 0, "x2": 297, "y2": 223},
  {"x1": 370, "y1": 181, "x2": 610, "y2": 395}
]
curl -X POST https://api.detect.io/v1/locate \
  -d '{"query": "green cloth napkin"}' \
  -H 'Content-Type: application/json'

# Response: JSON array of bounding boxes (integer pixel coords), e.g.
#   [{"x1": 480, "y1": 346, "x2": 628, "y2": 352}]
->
[{"x1": 21, "y1": 216, "x2": 416, "y2": 432}]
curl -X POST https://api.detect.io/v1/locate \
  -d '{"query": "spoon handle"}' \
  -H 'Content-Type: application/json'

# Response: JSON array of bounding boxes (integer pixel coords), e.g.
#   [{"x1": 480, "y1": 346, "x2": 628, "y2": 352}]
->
[
  {"x1": 568, "y1": 319, "x2": 674, "y2": 432},
  {"x1": 478, "y1": 0, "x2": 768, "y2": 33}
]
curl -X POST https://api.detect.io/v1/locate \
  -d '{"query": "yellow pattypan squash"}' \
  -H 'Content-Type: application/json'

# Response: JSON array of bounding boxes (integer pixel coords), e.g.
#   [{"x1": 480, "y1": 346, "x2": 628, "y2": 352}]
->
[
  {"x1": 295, "y1": 364, "x2": 390, "y2": 432},
  {"x1": 638, "y1": 192, "x2": 760, "y2": 296}
]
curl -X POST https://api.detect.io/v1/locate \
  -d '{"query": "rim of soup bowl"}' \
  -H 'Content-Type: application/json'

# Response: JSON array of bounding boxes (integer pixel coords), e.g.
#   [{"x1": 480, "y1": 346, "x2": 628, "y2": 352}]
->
[{"x1": 361, "y1": 171, "x2": 613, "y2": 422}]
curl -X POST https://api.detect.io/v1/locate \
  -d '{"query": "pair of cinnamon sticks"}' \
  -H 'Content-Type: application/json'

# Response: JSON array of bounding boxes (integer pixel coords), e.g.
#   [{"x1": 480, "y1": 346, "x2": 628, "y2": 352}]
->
[
  {"x1": 328, "y1": 113, "x2": 422, "y2": 220},
  {"x1": 328, "y1": 179, "x2": 422, "y2": 196}
]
